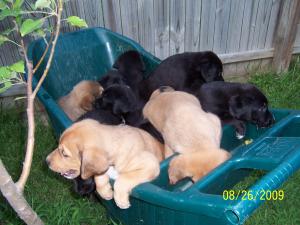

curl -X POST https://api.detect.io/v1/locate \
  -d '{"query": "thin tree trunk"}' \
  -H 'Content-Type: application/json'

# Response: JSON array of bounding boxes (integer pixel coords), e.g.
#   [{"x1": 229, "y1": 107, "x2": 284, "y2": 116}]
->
[
  {"x1": 16, "y1": 58, "x2": 35, "y2": 192},
  {"x1": 16, "y1": 0, "x2": 63, "y2": 192},
  {"x1": 0, "y1": 159, "x2": 44, "y2": 225}
]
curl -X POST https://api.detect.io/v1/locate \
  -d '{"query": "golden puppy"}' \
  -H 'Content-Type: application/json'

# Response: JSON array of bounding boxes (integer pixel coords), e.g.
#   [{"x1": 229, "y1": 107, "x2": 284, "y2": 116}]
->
[
  {"x1": 46, "y1": 119, "x2": 163, "y2": 209},
  {"x1": 58, "y1": 81, "x2": 103, "y2": 121},
  {"x1": 143, "y1": 87, "x2": 230, "y2": 183}
]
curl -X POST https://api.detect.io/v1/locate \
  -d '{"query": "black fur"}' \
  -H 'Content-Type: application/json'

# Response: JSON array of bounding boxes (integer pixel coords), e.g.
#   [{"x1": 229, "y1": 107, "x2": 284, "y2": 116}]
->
[
  {"x1": 96, "y1": 84, "x2": 139, "y2": 116},
  {"x1": 113, "y1": 50, "x2": 145, "y2": 90},
  {"x1": 196, "y1": 81, "x2": 274, "y2": 137},
  {"x1": 98, "y1": 70, "x2": 126, "y2": 89},
  {"x1": 73, "y1": 176, "x2": 96, "y2": 196},
  {"x1": 138, "y1": 51, "x2": 224, "y2": 101}
]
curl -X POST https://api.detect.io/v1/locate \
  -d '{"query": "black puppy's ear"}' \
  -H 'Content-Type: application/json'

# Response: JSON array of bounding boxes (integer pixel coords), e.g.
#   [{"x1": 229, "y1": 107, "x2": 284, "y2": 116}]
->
[
  {"x1": 229, "y1": 94, "x2": 254, "y2": 118},
  {"x1": 113, "y1": 58, "x2": 121, "y2": 70}
]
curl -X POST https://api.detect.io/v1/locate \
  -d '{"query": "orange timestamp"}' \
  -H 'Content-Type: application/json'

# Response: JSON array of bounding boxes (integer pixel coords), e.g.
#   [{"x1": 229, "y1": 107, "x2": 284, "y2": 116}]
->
[{"x1": 222, "y1": 189, "x2": 284, "y2": 201}]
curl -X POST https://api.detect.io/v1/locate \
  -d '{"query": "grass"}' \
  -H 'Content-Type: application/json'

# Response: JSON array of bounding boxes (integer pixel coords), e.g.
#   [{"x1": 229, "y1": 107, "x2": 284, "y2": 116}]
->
[
  {"x1": 0, "y1": 60, "x2": 300, "y2": 225},
  {"x1": 0, "y1": 109, "x2": 108, "y2": 225}
]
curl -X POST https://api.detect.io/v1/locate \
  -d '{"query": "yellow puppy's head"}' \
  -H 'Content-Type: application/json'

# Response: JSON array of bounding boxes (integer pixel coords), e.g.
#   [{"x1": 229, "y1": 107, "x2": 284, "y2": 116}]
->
[
  {"x1": 74, "y1": 81, "x2": 104, "y2": 111},
  {"x1": 46, "y1": 120, "x2": 109, "y2": 180}
]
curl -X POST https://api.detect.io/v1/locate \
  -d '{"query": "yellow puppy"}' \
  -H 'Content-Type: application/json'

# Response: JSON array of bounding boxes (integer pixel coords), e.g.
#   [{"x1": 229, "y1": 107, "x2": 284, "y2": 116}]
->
[
  {"x1": 58, "y1": 80, "x2": 103, "y2": 121},
  {"x1": 46, "y1": 119, "x2": 163, "y2": 209},
  {"x1": 143, "y1": 87, "x2": 230, "y2": 184}
]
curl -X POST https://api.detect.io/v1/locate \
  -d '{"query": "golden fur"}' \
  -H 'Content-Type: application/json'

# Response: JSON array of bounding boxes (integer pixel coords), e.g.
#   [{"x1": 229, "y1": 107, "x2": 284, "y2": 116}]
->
[
  {"x1": 58, "y1": 81, "x2": 103, "y2": 121},
  {"x1": 143, "y1": 87, "x2": 230, "y2": 183},
  {"x1": 46, "y1": 119, "x2": 163, "y2": 209}
]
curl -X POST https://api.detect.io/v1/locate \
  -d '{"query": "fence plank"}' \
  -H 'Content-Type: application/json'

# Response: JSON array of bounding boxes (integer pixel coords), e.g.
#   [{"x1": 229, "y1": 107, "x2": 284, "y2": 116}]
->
[
  {"x1": 213, "y1": 0, "x2": 231, "y2": 54},
  {"x1": 154, "y1": 0, "x2": 170, "y2": 59},
  {"x1": 264, "y1": 0, "x2": 281, "y2": 48},
  {"x1": 137, "y1": 0, "x2": 155, "y2": 54},
  {"x1": 75, "y1": 0, "x2": 104, "y2": 27},
  {"x1": 119, "y1": 0, "x2": 139, "y2": 42},
  {"x1": 273, "y1": 0, "x2": 300, "y2": 72},
  {"x1": 184, "y1": 0, "x2": 201, "y2": 52},
  {"x1": 102, "y1": 0, "x2": 122, "y2": 33},
  {"x1": 169, "y1": 0, "x2": 185, "y2": 55}
]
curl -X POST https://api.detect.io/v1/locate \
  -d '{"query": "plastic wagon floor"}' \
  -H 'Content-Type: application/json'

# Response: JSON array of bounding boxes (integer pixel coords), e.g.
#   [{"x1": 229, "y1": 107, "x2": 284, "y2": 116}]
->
[{"x1": 27, "y1": 27, "x2": 300, "y2": 225}]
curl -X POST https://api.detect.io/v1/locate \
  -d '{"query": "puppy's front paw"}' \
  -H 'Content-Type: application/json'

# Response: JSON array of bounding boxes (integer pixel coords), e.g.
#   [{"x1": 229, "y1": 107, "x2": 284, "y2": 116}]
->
[
  {"x1": 168, "y1": 155, "x2": 188, "y2": 185},
  {"x1": 114, "y1": 191, "x2": 131, "y2": 209},
  {"x1": 96, "y1": 185, "x2": 113, "y2": 200}
]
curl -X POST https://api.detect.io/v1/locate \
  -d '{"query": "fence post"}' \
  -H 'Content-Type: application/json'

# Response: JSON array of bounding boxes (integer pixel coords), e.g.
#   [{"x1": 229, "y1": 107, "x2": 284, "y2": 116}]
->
[{"x1": 273, "y1": 0, "x2": 300, "y2": 73}]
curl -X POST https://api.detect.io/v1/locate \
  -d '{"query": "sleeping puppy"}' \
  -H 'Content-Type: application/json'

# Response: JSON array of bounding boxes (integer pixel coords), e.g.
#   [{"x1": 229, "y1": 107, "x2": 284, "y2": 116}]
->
[
  {"x1": 91, "y1": 84, "x2": 164, "y2": 142},
  {"x1": 113, "y1": 50, "x2": 145, "y2": 91},
  {"x1": 95, "y1": 84, "x2": 139, "y2": 118},
  {"x1": 98, "y1": 50, "x2": 145, "y2": 91},
  {"x1": 143, "y1": 87, "x2": 230, "y2": 184},
  {"x1": 139, "y1": 51, "x2": 224, "y2": 101},
  {"x1": 46, "y1": 119, "x2": 163, "y2": 209},
  {"x1": 196, "y1": 81, "x2": 274, "y2": 139},
  {"x1": 98, "y1": 70, "x2": 126, "y2": 89},
  {"x1": 58, "y1": 81, "x2": 103, "y2": 121}
]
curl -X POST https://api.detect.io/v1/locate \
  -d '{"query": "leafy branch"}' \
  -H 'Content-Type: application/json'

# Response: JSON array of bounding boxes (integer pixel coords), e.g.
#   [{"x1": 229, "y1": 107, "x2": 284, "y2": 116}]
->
[{"x1": 0, "y1": 0, "x2": 88, "y2": 224}]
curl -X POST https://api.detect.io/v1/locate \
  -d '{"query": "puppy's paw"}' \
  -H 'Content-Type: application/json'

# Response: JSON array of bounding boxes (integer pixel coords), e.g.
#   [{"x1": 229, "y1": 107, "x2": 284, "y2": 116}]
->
[
  {"x1": 114, "y1": 191, "x2": 131, "y2": 209},
  {"x1": 168, "y1": 155, "x2": 188, "y2": 185},
  {"x1": 96, "y1": 185, "x2": 113, "y2": 200}
]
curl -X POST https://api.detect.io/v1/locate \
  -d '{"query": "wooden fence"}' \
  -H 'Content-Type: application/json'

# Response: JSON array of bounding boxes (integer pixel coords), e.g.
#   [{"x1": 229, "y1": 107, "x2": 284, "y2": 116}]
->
[{"x1": 1, "y1": 0, "x2": 300, "y2": 79}]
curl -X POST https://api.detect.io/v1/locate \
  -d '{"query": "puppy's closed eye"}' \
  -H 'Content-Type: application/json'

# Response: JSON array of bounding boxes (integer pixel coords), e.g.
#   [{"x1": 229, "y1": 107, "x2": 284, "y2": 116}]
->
[{"x1": 59, "y1": 146, "x2": 72, "y2": 158}]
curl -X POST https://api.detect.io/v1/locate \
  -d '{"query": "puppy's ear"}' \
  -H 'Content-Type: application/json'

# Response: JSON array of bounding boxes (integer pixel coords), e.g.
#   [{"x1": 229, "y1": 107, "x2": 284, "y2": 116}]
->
[
  {"x1": 80, "y1": 148, "x2": 109, "y2": 179},
  {"x1": 113, "y1": 57, "x2": 123, "y2": 71},
  {"x1": 229, "y1": 95, "x2": 253, "y2": 118},
  {"x1": 80, "y1": 95, "x2": 94, "y2": 111}
]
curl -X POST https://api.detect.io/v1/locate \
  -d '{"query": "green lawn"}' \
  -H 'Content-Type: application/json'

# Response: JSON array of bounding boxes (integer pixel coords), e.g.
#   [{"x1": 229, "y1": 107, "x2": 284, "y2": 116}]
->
[{"x1": 0, "y1": 61, "x2": 300, "y2": 225}]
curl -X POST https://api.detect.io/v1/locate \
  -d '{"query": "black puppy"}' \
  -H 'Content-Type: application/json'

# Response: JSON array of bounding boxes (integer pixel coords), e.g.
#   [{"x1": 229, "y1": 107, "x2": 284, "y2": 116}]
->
[
  {"x1": 139, "y1": 51, "x2": 224, "y2": 101},
  {"x1": 98, "y1": 50, "x2": 145, "y2": 91},
  {"x1": 98, "y1": 70, "x2": 126, "y2": 89},
  {"x1": 196, "y1": 81, "x2": 274, "y2": 138},
  {"x1": 113, "y1": 50, "x2": 145, "y2": 90},
  {"x1": 74, "y1": 84, "x2": 164, "y2": 196},
  {"x1": 96, "y1": 84, "x2": 139, "y2": 118},
  {"x1": 73, "y1": 176, "x2": 96, "y2": 196}
]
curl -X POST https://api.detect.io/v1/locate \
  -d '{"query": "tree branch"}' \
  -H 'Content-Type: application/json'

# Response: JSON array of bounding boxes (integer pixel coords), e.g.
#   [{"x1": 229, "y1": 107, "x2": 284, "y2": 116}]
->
[
  {"x1": 0, "y1": 159, "x2": 44, "y2": 225},
  {"x1": 15, "y1": 39, "x2": 35, "y2": 192},
  {"x1": 33, "y1": 32, "x2": 54, "y2": 74},
  {"x1": 16, "y1": 0, "x2": 63, "y2": 191},
  {"x1": 32, "y1": 0, "x2": 63, "y2": 98}
]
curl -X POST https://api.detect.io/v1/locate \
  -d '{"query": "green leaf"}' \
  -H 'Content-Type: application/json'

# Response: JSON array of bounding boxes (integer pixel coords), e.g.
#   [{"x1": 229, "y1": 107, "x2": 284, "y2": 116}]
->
[
  {"x1": 20, "y1": 18, "x2": 44, "y2": 37},
  {"x1": 0, "y1": 35, "x2": 9, "y2": 47},
  {"x1": 0, "y1": 67, "x2": 12, "y2": 80},
  {"x1": 66, "y1": 16, "x2": 88, "y2": 28},
  {"x1": 9, "y1": 60, "x2": 25, "y2": 73},
  {"x1": 13, "y1": 0, "x2": 24, "y2": 9},
  {"x1": 35, "y1": 0, "x2": 51, "y2": 9},
  {"x1": 0, "y1": 8, "x2": 20, "y2": 21},
  {"x1": 15, "y1": 15, "x2": 22, "y2": 26},
  {"x1": 4, "y1": 0, "x2": 13, "y2": 3},
  {"x1": 0, "y1": 1, "x2": 9, "y2": 10},
  {"x1": 0, "y1": 81, "x2": 12, "y2": 94},
  {"x1": 34, "y1": 29, "x2": 46, "y2": 37}
]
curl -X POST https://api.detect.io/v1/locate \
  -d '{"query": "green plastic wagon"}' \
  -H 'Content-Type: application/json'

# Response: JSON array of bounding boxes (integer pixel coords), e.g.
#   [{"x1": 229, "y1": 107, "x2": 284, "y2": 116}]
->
[{"x1": 27, "y1": 27, "x2": 300, "y2": 225}]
